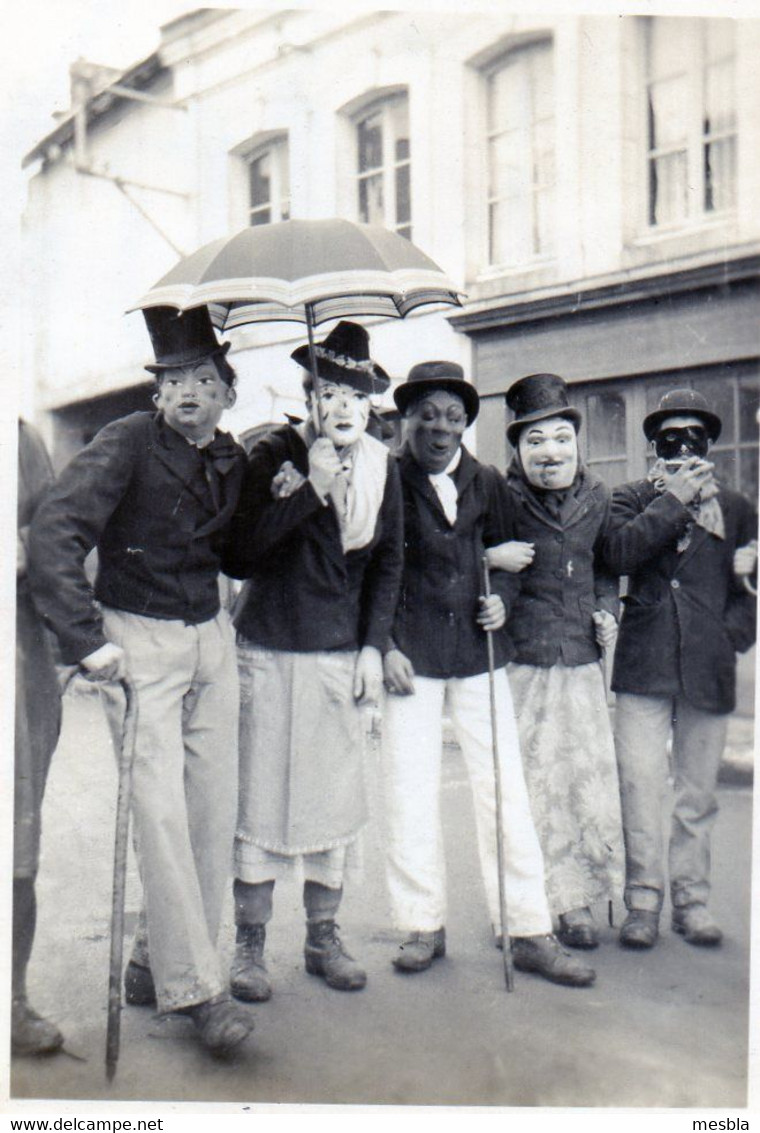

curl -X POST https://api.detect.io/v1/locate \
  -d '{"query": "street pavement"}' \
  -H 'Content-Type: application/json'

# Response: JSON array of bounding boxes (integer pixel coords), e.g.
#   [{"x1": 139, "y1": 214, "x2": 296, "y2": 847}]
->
[{"x1": 10, "y1": 683, "x2": 755, "y2": 1109}]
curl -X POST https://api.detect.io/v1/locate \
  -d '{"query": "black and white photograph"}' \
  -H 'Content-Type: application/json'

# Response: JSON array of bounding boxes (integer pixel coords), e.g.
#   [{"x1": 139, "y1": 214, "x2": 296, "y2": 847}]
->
[{"x1": 3, "y1": 0, "x2": 759, "y2": 1126}]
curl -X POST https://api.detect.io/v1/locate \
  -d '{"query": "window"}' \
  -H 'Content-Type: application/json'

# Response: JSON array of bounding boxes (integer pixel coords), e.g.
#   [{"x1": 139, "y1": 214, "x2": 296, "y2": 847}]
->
[
  {"x1": 485, "y1": 40, "x2": 555, "y2": 267},
  {"x1": 574, "y1": 390, "x2": 628, "y2": 492},
  {"x1": 246, "y1": 138, "x2": 290, "y2": 227},
  {"x1": 356, "y1": 95, "x2": 411, "y2": 239},
  {"x1": 645, "y1": 17, "x2": 737, "y2": 228}
]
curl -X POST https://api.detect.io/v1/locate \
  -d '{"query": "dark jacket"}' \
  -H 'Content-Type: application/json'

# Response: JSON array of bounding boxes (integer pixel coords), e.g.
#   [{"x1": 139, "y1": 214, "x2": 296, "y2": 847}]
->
[
  {"x1": 390, "y1": 444, "x2": 518, "y2": 679},
  {"x1": 28, "y1": 411, "x2": 246, "y2": 664},
  {"x1": 226, "y1": 425, "x2": 403, "y2": 653},
  {"x1": 502, "y1": 464, "x2": 620, "y2": 667},
  {"x1": 603, "y1": 480, "x2": 757, "y2": 714}
]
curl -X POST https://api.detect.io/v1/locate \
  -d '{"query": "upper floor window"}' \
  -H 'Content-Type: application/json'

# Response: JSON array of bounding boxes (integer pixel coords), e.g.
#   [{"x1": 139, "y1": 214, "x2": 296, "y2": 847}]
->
[
  {"x1": 355, "y1": 95, "x2": 411, "y2": 239},
  {"x1": 645, "y1": 17, "x2": 736, "y2": 229},
  {"x1": 485, "y1": 40, "x2": 555, "y2": 268},
  {"x1": 247, "y1": 137, "x2": 290, "y2": 227}
]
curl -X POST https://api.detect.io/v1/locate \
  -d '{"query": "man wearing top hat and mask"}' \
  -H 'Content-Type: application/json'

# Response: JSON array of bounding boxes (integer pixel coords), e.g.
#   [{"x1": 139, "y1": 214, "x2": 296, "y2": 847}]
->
[
  {"x1": 28, "y1": 306, "x2": 254, "y2": 1056},
  {"x1": 603, "y1": 389, "x2": 757, "y2": 950},
  {"x1": 380, "y1": 361, "x2": 595, "y2": 987},
  {"x1": 224, "y1": 321, "x2": 402, "y2": 998}
]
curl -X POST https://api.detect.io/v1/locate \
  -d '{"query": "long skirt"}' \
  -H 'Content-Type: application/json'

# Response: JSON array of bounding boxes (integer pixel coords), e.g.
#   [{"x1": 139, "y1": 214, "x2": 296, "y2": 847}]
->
[
  {"x1": 234, "y1": 645, "x2": 366, "y2": 885},
  {"x1": 507, "y1": 661, "x2": 624, "y2": 917}
]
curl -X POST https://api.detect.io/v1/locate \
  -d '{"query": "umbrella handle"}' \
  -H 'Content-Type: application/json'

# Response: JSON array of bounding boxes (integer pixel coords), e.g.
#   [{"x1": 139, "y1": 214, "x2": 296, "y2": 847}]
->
[{"x1": 305, "y1": 304, "x2": 326, "y2": 435}]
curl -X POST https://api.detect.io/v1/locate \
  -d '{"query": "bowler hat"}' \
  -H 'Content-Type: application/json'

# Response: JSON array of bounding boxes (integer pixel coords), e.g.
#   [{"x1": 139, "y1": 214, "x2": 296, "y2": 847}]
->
[
  {"x1": 642, "y1": 388, "x2": 722, "y2": 442},
  {"x1": 291, "y1": 321, "x2": 389, "y2": 396},
  {"x1": 143, "y1": 305, "x2": 231, "y2": 373},
  {"x1": 505, "y1": 373, "x2": 581, "y2": 447},
  {"x1": 393, "y1": 361, "x2": 480, "y2": 425}
]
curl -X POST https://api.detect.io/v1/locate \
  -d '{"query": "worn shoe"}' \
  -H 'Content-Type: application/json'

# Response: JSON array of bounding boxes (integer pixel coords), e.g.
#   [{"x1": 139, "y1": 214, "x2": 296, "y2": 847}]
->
[
  {"x1": 11, "y1": 996, "x2": 64, "y2": 1056},
  {"x1": 188, "y1": 994, "x2": 254, "y2": 1056},
  {"x1": 619, "y1": 910, "x2": 659, "y2": 950},
  {"x1": 392, "y1": 928, "x2": 446, "y2": 973},
  {"x1": 511, "y1": 934, "x2": 596, "y2": 987},
  {"x1": 124, "y1": 960, "x2": 157, "y2": 1007},
  {"x1": 672, "y1": 904, "x2": 723, "y2": 947},
  {"x1": 557, "y1": 907, "x2": 599, "y2": 950},
  {"x1": 230, "y1": 924, "x2": 272, "y2": 1002},
  {"x1": 304, "y1": 921, "x2": 366, "y2": 990}
]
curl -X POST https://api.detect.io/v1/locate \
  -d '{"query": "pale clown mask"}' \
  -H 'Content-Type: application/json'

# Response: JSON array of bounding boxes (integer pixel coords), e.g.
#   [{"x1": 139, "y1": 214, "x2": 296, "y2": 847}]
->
[
  {"x1": 308, "y1": 381, "x2": 371, "y2": 448},
  {"x1": 518, "y1": 415, "x2": 579, "y2": 490}
]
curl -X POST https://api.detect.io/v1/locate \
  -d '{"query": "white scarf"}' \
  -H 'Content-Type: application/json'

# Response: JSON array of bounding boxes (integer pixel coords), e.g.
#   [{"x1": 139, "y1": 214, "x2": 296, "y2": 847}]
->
[
  {"x1": 336, "y1": 432, "x2": 389, "y2": 553},
  {"x1": 428, "y1": 449, "x2": 461, "y2": 526}
]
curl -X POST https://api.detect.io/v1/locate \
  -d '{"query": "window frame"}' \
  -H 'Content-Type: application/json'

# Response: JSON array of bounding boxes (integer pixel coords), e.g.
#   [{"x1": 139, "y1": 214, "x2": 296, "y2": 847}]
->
[{"x1": 353, "y1": 92, "x2": 411, "y2": 240}]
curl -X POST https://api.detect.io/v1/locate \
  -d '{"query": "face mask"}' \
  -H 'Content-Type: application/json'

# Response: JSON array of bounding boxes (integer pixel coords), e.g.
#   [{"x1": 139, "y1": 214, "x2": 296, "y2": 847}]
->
[{"x1": 654, "y1": 426, "x2": 709, "y2": 462}]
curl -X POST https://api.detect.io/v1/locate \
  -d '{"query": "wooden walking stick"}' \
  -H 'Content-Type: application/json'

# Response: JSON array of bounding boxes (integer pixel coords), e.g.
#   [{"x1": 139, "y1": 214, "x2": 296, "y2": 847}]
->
[
  {"x1": 482, "y1": 557, "x2": 515, "y2": 992},
  {"x1": 105, "y1": 676, "x2": 138, "y2": 1081}
]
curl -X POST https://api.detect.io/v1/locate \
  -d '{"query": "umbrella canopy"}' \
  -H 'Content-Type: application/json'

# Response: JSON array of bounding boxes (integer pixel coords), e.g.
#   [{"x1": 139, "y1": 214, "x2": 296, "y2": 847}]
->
[{"x1": 129, "y1": 218, "x2": 463, "y2": 330}]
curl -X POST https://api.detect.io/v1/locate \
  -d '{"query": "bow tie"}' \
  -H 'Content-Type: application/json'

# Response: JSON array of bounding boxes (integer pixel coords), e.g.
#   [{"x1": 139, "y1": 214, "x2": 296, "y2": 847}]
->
[{"x1": 201, "y1": 432, "x2": 240, "y2": 475}]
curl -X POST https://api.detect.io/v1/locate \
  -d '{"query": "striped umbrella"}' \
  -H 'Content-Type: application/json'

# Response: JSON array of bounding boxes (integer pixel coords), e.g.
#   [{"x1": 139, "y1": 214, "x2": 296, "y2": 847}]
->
[{"x1": 129, "y1": 217, "x2": 462, "y2": 334}]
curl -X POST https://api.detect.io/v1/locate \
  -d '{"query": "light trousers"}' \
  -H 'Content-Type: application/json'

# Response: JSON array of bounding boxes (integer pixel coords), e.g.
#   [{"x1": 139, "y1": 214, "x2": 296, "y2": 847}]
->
[
  {"x1": 614, "y1": 692, "x2": 729, "y2": 914},
  {"x1": 102, "y1": 608, "x2": 239, "y2": 1013},
  {"x1": 382, "y1": 669, "x2": 552, "y2": 937}
]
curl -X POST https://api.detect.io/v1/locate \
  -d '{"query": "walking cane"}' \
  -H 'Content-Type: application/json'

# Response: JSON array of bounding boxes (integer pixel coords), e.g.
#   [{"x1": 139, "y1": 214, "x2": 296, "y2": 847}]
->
[
  {"x1": 105, "y1": 676, "x2": 138, "y2": 1081},
  {"x1": 482, "y1": 557, "x2": 515, "y2": 992}
]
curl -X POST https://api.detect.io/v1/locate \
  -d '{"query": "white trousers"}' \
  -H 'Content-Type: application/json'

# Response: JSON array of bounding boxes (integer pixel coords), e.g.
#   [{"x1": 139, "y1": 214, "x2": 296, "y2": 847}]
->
[{"x1": 382, "y1": 669, "x2": 552, "y2": 937}]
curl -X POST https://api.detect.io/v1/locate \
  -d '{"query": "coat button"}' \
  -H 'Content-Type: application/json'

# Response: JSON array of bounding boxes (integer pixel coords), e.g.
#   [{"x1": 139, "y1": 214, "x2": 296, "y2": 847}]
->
[
  {"x1": 671, "y1": 579, "x2": 681, "y2": 589},
  {"x1": 554, "y1": 569, "x2": 564, "y2": 580},
  {"x1": 553, "y1": 608, "x2": 563, "y2": 617},
  {"x1": 555, "y1": 534, "x2": 563, "y2": 543}
]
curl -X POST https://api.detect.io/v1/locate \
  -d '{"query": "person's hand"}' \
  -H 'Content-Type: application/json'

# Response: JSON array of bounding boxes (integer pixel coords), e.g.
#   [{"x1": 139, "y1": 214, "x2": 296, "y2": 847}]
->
[
  {"x1": 734, "y1": 541, "x2": 758, "y2": 577},
  {"x1": 271, "y1": 460, "x2": 306, "y2": 499},
  {"x1": 353, "y1": 645, "x2": 383, "y2": 705},
  {"x1": 485, "y1": 541, "x2": 535, "y2": 573},
  {"x1": 592, "y1": 610, "x2": 618, "y2": 650},
  {"x1": 308, "y1": 438, "x2": 342, "y2": 500},
  {"x1": 383, "y1": 649, "x2": 416, "y2": 696},
  {"x1": 477, "y1": 594, "x2": 506, "y2": 632},
  {"x1": 665, "y1": 457, "x2": 715, "y2": 506},
  {"x1": 80, "y1": 642, "x2": 127, "y2": 682}
]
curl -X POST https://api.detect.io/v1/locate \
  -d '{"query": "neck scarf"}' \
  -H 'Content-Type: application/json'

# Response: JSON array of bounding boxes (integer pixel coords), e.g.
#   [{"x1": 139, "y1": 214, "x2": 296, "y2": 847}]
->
[
  {"x1": 648, "y1": 458, "x2": 725, "y2": 551},
  {"x1": 428, "y1": 448, "x2": 462, "y2": 526}
]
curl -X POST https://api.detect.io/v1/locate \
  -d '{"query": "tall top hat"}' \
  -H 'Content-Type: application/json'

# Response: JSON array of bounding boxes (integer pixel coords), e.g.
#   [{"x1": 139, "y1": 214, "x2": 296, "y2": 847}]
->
[
  {"x1": 291, "y1": 321, "x2": 390, "y2": 396},
  {"x1": 505, "y1": 373, "x2": 581, "y2": 447},
  {"x1": 393, "y1": 360, "x2": 480, "y2": 425},
  {"x1": 143, "y1": 305, "x2": 231, "y2": 374},
  {"x1": 642, "y1": 388, "x2": 722, "y2": 442}
]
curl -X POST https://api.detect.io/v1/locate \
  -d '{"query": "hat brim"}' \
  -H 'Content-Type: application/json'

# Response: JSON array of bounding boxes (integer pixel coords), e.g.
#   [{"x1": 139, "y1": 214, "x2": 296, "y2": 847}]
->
[
  {"x1": 394, "y1": 377, "x2": 480, "y2": 426},
  {"x1": 506, "y1": 405, "x2": 581, "y2": 447},
  {"x1": 291, "y1": 343, "x2": 389, "y2": 395},
  {"x1": 145, "y1": 340, "x2": 231, "y2": 374},
  {"x1": 642, "y1": 407, "x2": 722, "y2": 443}
]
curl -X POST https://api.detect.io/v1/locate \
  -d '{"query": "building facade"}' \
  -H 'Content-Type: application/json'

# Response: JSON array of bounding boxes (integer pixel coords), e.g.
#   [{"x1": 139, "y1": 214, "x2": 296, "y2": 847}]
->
[{"x1": 21, "y1": 10, "x2": 760, "y2": 710}]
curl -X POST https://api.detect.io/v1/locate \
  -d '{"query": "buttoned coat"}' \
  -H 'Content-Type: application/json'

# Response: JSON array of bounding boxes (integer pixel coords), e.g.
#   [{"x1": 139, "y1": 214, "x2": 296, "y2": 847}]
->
[
  {"x1": 28, "y1": 411, "x2": 246, "y2": 664},
  {"x1": 226, "y1": 424, "x2": 403, "y2": 653},
  {"x1": 390, "y1": 445, "x2": 518, "y2": 679},
  {"x1": 603, "y1": 480, "x2": 757, "y2": 714},
  {"x1": 501, "y1": 465, "x2": 619, "y2": 667}
]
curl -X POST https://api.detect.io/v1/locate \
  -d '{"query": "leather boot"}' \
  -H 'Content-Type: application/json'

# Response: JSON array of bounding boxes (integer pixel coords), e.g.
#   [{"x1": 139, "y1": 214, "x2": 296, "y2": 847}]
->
[
  {"x1": 11, "y1": 995, "x2": 64, "y2": 1056},
  {"x1": 124, "y1": 960, "x2": 157, "y2": 1007},
  {"x1": 672, "y1": 904, "x2": 722, "y2": 946},
  {"x1": 392, "y1": 928, "x2": 446, "y2": 973},
  {"x1": 511, "y1": 934, "x2": 596, "y2": 987},
  {"x1": 619, "y1": 909, "x2": 659, "y2": 949},
  {"x1": 230, "y1": 925, "x2": 272, "y2": 1002},
  {"x1": 187, "y1": 994, "x2": 254, "y2": 1056},
  {"x1": 557, "y1": 907, "x2": 599, "y2": 950},
  {"x1": 304, "y1": 921, "x2": 367, "y2": 990}
]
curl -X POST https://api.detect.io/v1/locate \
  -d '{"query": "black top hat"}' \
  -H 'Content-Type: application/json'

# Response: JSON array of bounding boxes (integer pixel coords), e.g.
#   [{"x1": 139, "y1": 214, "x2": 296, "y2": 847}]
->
[
  {"x1": 505, "y1": 373, "x2": 581, "y2": 447},
  {"x1": 642, "y1": 388, "x2": 722, "y2": 442},
  {"x1": 143, "y1": 306, "x2": 231, "y2": 374},
  {"x1": 291, "y1": 321, "x2": 389, "y2": 396},
  {"x1": 393, "y1": 361, "x2": 480, "y2": 425}
]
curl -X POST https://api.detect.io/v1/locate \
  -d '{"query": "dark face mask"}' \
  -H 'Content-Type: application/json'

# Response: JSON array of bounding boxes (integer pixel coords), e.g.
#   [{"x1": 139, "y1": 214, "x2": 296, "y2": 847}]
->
[{"x1": 654, "y1": 426, "x2": 709, "y2": 462}]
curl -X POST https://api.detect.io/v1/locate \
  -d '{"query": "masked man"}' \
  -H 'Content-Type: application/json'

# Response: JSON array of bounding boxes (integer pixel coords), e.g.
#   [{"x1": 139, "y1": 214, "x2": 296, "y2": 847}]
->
[
  {"x1": 381, "y1": 361, "x2": 595, "y2": 987},
  {"x1": 224, "y1": 322, "x2": 402, "y2": 998},
  {"x1": 28, "y1": 307, "x2": 254, "y2": 1056},
  {"x1": 604, "y1": 389, "x2": 757, "y2": 949}
]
